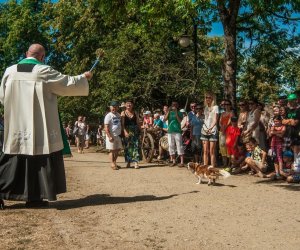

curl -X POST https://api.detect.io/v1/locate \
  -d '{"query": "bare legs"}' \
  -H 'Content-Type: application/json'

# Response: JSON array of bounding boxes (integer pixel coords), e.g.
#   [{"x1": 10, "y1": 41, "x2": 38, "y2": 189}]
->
[
  {"x1": 203, "y1": 140, "x2": 217, "y2": 167},
  {"x1": 109, "y1": 149, "x2": 120, "y2": 170}
]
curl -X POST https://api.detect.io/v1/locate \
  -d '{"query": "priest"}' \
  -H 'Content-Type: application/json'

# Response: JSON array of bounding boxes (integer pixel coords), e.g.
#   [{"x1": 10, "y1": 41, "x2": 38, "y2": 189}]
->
[{"x1": 0, "y1": 44, "x2": 93, "y2": 208}]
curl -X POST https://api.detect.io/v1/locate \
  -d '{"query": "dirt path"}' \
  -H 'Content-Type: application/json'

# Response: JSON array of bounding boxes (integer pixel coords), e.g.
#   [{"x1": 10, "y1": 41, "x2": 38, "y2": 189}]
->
[{"x1": 1, "y1": 147, "x2": 300, "y2": 250}]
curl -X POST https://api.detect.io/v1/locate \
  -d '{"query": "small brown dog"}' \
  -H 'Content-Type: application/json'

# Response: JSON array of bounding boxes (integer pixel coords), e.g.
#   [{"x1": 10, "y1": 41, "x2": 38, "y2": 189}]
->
[{"x1": 187, "y1": 162, "x2": 230, "y2": 185}]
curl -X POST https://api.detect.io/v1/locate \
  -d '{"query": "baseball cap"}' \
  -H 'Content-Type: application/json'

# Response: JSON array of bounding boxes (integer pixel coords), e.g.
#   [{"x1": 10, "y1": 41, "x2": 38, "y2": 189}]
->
[
  {"x1": 287, "y1": 93, "x2": 298, "y2": 101},
  {"x1": 282, "y1": 151, "x2": 293, "y2": 158},
  {"x1": 109, "y1": 100, "x2": 119, "y2": 107},
  {"x1": 231, "y1": 116, "x2": 238, "y2": 122}
]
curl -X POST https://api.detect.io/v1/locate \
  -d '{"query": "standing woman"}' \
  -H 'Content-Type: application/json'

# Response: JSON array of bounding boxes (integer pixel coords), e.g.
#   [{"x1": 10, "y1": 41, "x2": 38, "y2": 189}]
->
[
  {"x1": 201, "y1": 92, "x2": 219, "y2": 167},
  {"x1": 242, "y1": 98, "x2": 264, "y2": 149},
  {"x1": 121, "y1": 100, "x2": 142, "y2": 169}
]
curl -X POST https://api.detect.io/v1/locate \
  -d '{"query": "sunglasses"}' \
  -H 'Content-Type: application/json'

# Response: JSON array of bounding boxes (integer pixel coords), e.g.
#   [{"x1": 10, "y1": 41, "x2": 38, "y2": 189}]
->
[
  {"x1": 191, "y1": 106, "x2": 196, "y2": 108},
  {"x1": 206, "y1": 96, "x2": 212, "y2": 99}
]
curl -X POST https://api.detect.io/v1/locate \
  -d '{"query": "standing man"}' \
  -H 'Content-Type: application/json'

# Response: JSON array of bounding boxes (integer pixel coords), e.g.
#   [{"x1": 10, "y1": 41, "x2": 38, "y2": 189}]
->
[
  {"x1": 164, "y1": 101, "x2": 184, "y2": 167},
  {"x1": 187, "y1": 102, "x2": 197, "y2": 125},
  {"x1": 0, "y1": 43, "x2": 94, "y2": 208},
  {"x1": 282, "y1": 93, "x2": 300, "y2": 147},
  {"x1": 74, "y1": 116, "x2": 87, "y2": 154},
  {"x1": 104, "y1": 101, "x2": 122, "y2": 170}
]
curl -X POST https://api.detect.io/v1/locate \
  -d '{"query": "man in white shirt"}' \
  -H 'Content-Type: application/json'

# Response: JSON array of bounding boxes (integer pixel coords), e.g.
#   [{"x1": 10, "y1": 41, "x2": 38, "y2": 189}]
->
[{"x1": 104, "y1": 101, "x2": 122, "y2": 170}]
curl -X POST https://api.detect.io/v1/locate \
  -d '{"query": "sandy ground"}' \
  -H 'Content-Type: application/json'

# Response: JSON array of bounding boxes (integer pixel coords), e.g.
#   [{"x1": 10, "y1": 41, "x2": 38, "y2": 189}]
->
[{"x1": 1, "y1": 147, "x2": 300, "y2": 250}]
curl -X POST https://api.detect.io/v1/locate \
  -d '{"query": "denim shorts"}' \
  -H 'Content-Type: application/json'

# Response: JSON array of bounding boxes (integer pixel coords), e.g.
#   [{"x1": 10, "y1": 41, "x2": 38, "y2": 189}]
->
[
  {"x1": 291, "y1": 174, "x2": 300, "y2": 182},
  {"x1": 201, "y1": 132, "x2": 218, "y2": 142}
]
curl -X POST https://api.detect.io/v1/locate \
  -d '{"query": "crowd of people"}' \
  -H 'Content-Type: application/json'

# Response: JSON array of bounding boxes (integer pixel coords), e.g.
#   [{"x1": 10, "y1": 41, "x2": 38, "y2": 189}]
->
[
  {"x1": 99, "y1": 92, "x2": 300, "y2": 184},
  {"x1": 0, "y1": 43, "x2": 299, "y2": 211}
]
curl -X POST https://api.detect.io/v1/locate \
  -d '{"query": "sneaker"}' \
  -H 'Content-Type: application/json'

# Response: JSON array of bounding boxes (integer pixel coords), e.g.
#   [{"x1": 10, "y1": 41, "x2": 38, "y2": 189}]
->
[
  {"x1": 178, "y1": 163, "x2": 185, "y2": 168},
  {"x1": 169, "y1": 162, "x2": 177, "y2": 167},
  {"x1": 224, "y1": 167, "x2": 231, "y2": 172},
  {"x1": 248, "y1": 170, "x2": 255, "y2": 175},
  {"x1": 134, "y1": 163, "x2": 140, "y2": 169}
]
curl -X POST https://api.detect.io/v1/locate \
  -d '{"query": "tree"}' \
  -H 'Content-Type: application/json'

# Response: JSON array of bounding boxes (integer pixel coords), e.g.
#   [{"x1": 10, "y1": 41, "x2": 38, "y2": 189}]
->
[{"x1": 213, "y1": 0, "x2": 300, "y2": 106}]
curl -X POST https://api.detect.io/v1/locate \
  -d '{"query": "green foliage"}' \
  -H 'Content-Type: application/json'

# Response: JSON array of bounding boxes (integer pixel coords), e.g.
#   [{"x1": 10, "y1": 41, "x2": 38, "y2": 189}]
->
[{"x1": 0, "y1": 0, "x2": 299, "y2": 119}]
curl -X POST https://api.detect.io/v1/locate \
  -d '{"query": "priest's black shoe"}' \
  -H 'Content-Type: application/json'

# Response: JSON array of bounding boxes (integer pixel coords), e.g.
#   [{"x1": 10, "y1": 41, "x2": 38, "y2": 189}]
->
[
  {"x1": 0, "y1": 199, "x2": 4, "y2": 210},
  {"x1": 25, "y1": 200, "x2": 49, "y2": 208}
]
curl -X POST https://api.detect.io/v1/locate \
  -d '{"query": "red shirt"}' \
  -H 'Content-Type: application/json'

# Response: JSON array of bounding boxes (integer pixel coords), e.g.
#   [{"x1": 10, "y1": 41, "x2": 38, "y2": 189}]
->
[{"x1": 225, "y1": 126, "x2": 240, "y2": 147}]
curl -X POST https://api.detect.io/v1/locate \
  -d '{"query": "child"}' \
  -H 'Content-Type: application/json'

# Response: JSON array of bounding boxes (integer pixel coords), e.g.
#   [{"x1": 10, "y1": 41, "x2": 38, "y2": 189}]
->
[
  {"x1": 268, "y1": 115, "x2": 286, "y2": 178},
  {"x1": 142, "y1": 111, "x2": 153, "y2": 128},
  {"x1": 267, "y1": 150, "x2": 293, "y2": 180},
  {"x1": 231, "y1": 143, "x2": 247, "y2": 174},
  {"x1": 190, "y1": 105, "x2": 204, "y2": 163},
  {"x1": 225, "y1": 116, "x2": 240, "y2": 171},
  {"x1": 245, "y1": 137, "x2": 268, "y2": 177},
  {"x1": 288, "y1": 140, "x2": 300, "y2": 183}
]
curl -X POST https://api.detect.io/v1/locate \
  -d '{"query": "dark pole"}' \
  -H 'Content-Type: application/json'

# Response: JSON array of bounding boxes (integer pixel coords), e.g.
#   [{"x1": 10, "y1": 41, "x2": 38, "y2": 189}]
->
[
  {"x1": 184, "y1": 18, "x2": 198, "y2": 110},
  {"x1": 193, "y1": 19, "x2": 198, "y2": 83}
]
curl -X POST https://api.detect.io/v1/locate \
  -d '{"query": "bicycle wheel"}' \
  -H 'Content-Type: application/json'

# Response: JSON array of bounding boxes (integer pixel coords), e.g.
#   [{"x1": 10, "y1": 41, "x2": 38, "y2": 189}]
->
[{"x1": 141, "y1": 132, "x2": 155, "y2": 163}]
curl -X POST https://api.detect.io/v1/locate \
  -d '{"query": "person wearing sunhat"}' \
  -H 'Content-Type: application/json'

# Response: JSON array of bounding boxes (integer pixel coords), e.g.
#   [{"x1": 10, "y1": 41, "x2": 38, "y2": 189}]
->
[
  {"x1": 104, "y1": 101, "x2": 122, "y2": 170},
  {"x1": 282, "y1": 93, "x2": 300, "y2": 146},
  {"x1": 179, "y1": 108, "x2": 188, "y2": 131},
  {"x1": 142, "y1": 110, "x2": 153, "y2": 128}
]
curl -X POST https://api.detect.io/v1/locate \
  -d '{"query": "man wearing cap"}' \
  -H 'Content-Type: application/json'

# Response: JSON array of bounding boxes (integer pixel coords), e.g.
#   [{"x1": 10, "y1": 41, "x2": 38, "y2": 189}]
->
[
  {"x1": 104, "y1": 101, "x2": 122, "y2": 170},
  {"x1": 282, "y1": 93, "x2": 300, "y2": 143},
  {"x1": 0, "y1": 43, "x2": 92, "y2": 208}
]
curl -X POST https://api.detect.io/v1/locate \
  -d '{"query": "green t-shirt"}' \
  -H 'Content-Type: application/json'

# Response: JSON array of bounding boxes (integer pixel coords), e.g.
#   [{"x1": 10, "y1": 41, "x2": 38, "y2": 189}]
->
[{"x1": 168, "y1": 111, "x2": 183, "y2": 133}]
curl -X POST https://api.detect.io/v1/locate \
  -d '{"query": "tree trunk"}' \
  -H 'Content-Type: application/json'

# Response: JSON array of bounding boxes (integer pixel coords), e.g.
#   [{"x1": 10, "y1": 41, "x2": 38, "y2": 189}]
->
[
  {"x1": 223, "y1": 24, "x2": 237, "y2": 108},
  {"x1": 217, "y1": 0, "x2": 240, "y2": 110}
]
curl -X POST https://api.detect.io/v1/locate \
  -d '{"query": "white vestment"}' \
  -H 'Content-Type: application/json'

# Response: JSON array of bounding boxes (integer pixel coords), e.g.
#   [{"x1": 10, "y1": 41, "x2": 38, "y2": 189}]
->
[{"x1": 0, "y1": 63, "x2": 89, "y2": 155}]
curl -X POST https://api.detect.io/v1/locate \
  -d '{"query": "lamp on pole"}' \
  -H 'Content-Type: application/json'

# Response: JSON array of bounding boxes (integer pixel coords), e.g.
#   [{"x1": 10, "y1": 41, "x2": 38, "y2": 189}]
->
[{"x1": 178, "y1": 18, "x2": 198, "y2": 109}]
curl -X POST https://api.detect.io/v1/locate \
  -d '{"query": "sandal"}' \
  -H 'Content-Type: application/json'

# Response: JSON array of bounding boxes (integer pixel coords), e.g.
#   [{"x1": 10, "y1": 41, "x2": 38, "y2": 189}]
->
[{"x1": 111, "y1": 165, "x2": 119, "y2": 170}]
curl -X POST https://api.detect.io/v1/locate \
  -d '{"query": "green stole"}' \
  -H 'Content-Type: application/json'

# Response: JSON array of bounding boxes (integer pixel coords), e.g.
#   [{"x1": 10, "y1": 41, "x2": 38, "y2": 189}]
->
[{"x1": 18, "y1": 58, "x2": 72, "y2": 157}]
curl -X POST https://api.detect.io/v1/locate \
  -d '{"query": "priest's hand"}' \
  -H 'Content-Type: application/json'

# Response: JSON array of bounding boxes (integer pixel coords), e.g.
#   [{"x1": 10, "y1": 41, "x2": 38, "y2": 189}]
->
[{"x1": 84, "y1": 71, "x2": 93, "y2": 80}]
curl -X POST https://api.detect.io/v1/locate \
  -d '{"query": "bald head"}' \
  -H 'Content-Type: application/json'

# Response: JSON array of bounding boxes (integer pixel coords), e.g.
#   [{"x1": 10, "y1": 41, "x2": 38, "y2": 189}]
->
[{"x1": 26, "y1": 44, "x2": 45, "y2": 62}]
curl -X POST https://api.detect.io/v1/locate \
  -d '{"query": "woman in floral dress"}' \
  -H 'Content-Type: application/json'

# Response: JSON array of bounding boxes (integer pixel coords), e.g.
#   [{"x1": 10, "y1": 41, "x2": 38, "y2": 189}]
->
[{"x1": 121, "y1": 100, "x2": 142, "y2": 169}]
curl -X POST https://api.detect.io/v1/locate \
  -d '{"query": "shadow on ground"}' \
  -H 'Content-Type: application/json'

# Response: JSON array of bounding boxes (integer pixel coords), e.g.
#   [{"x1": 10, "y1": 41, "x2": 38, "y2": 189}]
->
[
  {"x1": 52, "y1": 191, "x2": 200, "y2": 210},
  {"x1": 254, "y1": 179, "x2": 300, "y2": 191},
  {"x1": 3, "y1": 191, "x2": 200, "y2": 210}
]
